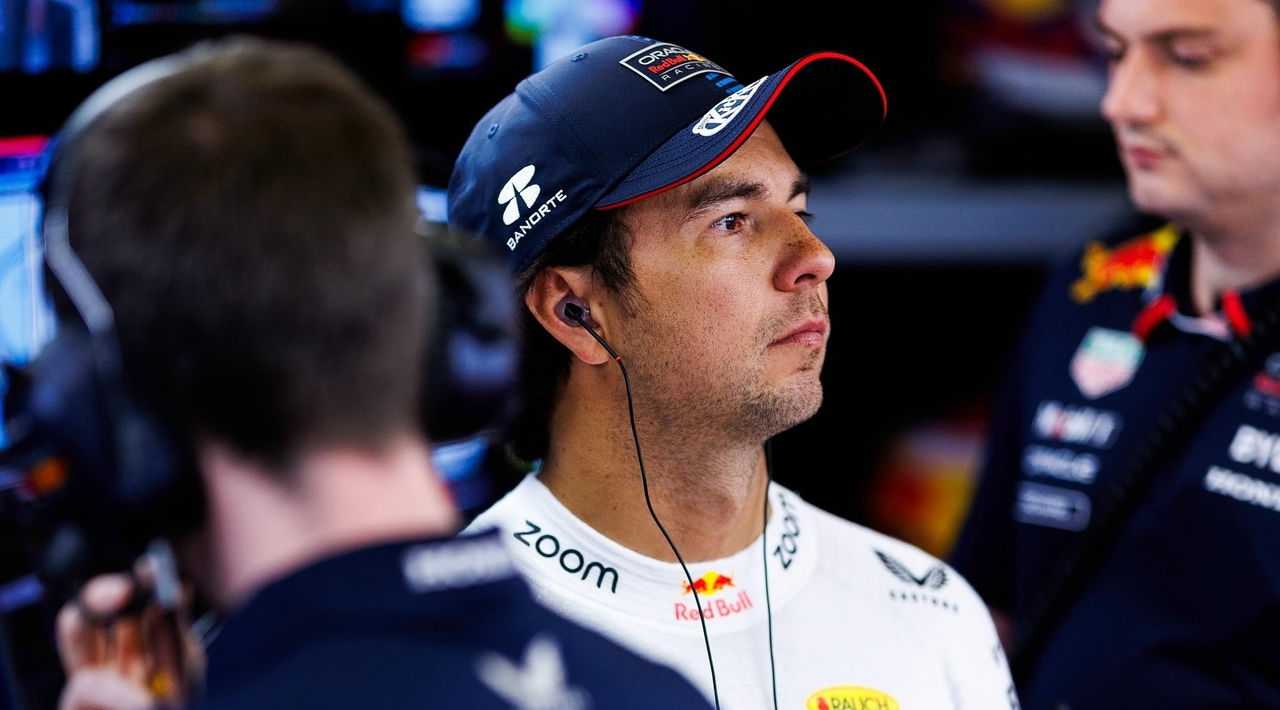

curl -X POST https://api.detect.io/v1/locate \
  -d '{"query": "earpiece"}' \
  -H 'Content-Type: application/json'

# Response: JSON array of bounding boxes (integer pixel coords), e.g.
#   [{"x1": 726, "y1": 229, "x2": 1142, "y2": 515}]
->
[{"x1": 558, "y1": 297, "x2": 594, "y2": 328}]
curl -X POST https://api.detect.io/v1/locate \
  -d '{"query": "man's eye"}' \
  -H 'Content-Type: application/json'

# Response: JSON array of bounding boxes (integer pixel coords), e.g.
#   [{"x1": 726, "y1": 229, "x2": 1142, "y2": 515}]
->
[
  {"x1": 713, "y1": 213, "x2": 747, "y2": 232},
  {"x1": 1169, "y1": 51, "x2": 1211, "y2": 68},
  {"x1": 1164, "y1": 41, "x2": 1217, "y2": 69},
  {"x1": 796, "y1": 210, "x2": 814, "y2": 224}
]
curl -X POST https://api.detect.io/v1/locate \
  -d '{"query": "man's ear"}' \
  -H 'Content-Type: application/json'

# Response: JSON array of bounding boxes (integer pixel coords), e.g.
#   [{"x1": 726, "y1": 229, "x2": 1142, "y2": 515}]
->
[{"x1": 525, "y1": 267, "x2": 612, "y2": 366}]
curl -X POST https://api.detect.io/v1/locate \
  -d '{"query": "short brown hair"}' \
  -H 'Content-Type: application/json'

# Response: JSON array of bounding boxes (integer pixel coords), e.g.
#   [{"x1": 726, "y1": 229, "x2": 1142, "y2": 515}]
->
[{"x1": 61, "y1": 37, "x2": 429, "y2": 466}]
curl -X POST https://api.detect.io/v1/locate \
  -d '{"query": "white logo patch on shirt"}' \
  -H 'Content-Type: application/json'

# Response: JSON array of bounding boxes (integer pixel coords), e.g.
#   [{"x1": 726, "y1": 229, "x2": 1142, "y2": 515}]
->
[
  {"x1": 1033, "y1": 400, "x2": 1123, "y2": 449},
  {"x1": 1228, "y1": 424, "x2": 1280, "y2": 475},
  {"x1": 1016, "y1": 482, "x2": 1092, "y2": 531},
  {"x1": 1070, "y1": 327, "x2": 1145, "y2": 399},
  {"x1": 402, "y1": 538, "x2": 514, "y2": 592},
  {"x1": 475, "y1": 635, "x2": 590, "y2": 710}
]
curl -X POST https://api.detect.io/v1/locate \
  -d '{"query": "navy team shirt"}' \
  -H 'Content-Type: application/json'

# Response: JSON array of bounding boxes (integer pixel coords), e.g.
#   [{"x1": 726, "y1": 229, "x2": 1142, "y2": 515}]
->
[
  {"x1": 197, "y1": 531, "x2": 711, "y2": 709},
  {"x1": 953, "y1": 222, "x2": 1280, "y2": 709}
]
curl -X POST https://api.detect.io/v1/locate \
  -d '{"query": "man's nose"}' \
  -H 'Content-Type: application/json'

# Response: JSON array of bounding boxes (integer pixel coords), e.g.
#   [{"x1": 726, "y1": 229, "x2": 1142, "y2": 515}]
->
[
  {"x1": 774, "y1": 214, "x2": 836, "y2": 292},
  {"x1": 1101, "y1": 52, "x2": 1161, "y2": 128}
]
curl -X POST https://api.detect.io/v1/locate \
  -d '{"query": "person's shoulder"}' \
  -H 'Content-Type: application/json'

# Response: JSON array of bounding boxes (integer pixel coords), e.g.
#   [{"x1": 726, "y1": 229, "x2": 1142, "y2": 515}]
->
[
  {"x1": 807, "y1": 504, "x2": 941, "y2": 576},
  {"x1": 992, "y1": 213, "x2": 1174, "y2": 344},
  {"x1": 198, "y1": 582, "x2": 710, "y2": 709},
  {"x1": 518, "y1": 602, "x2": 713, "y2": 707},
  {"x1": 802, "y1": 498, "x2": 990, "y2": 621}
]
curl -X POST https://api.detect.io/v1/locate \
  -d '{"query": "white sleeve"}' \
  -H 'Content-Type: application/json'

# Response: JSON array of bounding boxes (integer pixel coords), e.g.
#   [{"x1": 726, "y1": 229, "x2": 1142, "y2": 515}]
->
[
  {"x1": 939, "y1": 569, "x2": 1021, "y2": 710},
  {"x1": 859, "y1": 527, "x2": 1019, "y2": 710}
]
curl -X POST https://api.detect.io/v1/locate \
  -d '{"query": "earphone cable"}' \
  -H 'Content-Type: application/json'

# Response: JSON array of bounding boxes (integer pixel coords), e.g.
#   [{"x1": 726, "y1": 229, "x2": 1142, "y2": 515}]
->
[
  {"x1": 762, "y1": 439, "x2": 779, "y2": 710},
  {"x1": 570, "y1": 315, "x2": 721, "y2": 710}
]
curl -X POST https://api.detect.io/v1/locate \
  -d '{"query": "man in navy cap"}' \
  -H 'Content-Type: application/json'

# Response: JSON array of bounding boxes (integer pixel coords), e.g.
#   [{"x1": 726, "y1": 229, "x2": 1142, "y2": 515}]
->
[
  {"x1": 452, "y1": 35, "x2": 1016, "y2": 709},
  {"x1": 33, "y1": 36, "x2": 710, "y2": 710},
  {"x1": 952, "y1": 0, "x2": 1280, "y2": 707}
]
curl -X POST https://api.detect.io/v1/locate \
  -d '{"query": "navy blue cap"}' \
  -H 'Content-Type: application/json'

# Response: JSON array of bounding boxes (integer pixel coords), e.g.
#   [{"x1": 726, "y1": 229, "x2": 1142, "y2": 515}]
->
[{"x1": 448, "y1": 35, "x2": 887, "y2": 275}]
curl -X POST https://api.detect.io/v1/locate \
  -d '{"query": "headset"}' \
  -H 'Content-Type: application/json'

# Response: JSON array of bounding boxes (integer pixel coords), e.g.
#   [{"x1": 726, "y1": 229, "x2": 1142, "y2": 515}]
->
[
  {"x1": 420, "y1": 221, "x2": 520, "y2": 445},
  {"x1": 0, "y1": 47, "x2": 520, "y2": 600}
]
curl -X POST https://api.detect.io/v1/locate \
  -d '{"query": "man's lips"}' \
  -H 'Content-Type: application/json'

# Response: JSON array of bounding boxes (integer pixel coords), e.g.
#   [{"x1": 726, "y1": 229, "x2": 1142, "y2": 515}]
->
[
  {"x1": 1120, "y1": 142, "x2": 1169, "y2": 169},
  {"x1": 770, "y1": 318, "x2": 828, "y2": 346}
]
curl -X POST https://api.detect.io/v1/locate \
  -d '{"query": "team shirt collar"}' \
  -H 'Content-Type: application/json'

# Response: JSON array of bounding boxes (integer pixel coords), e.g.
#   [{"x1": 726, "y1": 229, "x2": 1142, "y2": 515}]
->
[
  {"x1": 1133, "y1": 226, "x2": 1280, "y2": 343},
  {"x1": 504, "y1": 474, "x2": 819, "y2": 633}
]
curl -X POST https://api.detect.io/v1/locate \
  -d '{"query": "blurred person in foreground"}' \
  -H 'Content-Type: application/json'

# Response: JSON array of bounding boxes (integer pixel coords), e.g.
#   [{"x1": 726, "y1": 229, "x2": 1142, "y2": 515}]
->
[
  {"x1": 952, "y1": 0, "x2": 1280, "y2": 707},
  {"x1": 450, "y1": 34, "x2": 1017, "y2": 709},
  {"x1": 31, "y1": 35, "x2": 708, "y2": 710}
]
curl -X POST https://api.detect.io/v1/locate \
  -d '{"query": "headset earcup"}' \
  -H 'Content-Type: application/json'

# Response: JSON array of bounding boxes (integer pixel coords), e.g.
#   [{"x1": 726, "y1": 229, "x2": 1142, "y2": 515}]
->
[
  {"x1": 421, "y1": 226, "x2": 520, "y2": 444},
  {"x1": 1, "y1": 52, "x2": 214, "y2": 596},
  {"x1": 8, "y1": 326, "x2": 203, "y2": 587}
]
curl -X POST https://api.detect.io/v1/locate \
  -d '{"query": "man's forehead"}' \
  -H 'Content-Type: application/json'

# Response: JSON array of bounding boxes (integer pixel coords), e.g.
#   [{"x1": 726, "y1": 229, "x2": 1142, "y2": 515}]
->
[
  {"x1": 662, "y1": 130, "x2": 805, "y2": 202},
  {"x1": 1098, "y1": 0, "x2": 1262, "y2": 36}
]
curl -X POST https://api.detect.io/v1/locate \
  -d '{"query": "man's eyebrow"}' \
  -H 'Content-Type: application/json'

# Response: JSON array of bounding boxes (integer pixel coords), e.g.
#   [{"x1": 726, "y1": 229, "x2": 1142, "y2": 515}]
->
[
  {"x1": 681, "y1": 177, "x2": 767, "y2": 222},
  {"x1": 680, "y1": 173, "x2": 812, "y2": 223},
  {"x1": 789, "y1": 174, "x2": 811, "y2": 202},
  {"x1": 1150, "y1": 28, "x2": 1220, "y2": 43},
  {"x1": 1094, "y1": 15, "x2": 1221, "y2": 44}
]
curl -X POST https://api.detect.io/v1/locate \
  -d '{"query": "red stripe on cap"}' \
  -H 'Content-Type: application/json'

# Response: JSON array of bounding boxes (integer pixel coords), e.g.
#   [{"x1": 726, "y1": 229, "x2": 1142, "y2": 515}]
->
[
  {"x1": 1221, "y1": 290, "x2": 1252, "y2": 338},
  {"x1": 1131, "y1": 293, "x2": 1176, "y2": 342},
  {"x1": 597, "y1": 52, "x2": 886, "y2": 210}
]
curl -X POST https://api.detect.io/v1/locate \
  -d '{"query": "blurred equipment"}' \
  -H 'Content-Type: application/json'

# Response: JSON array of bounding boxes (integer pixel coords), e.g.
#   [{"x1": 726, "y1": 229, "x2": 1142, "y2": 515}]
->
[
  {"x1": 0, "y1": 0, "x2": 99, "y2": 73},
  {"x1": 939, "y1": 0, "x2": 1115, "y2": 178},
  {"x1": 865, "y1": 411, "x2": 987, "y2": 558}
]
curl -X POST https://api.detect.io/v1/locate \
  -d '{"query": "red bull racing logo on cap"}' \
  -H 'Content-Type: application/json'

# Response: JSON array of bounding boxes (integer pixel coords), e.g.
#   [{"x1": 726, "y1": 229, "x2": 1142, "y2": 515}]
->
[
  {"x1": 1070, "y1": 224, "x2": 1178, "y2": 304},
  {"x1": 674, "y1": 571, "x2": 753, "y2": 621},
  {"x1": 805, "y1": 686, "x2": 899, "y2": 710},
  {"x1": 620, "y1": 42, "x2": 728, "y2": 91}
]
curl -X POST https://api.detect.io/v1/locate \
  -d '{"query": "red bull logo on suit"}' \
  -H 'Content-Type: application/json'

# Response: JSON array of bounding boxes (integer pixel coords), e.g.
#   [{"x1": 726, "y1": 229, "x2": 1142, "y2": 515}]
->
[{"x1": 674, "y1": 571, "x2": 752, "y2": 621}]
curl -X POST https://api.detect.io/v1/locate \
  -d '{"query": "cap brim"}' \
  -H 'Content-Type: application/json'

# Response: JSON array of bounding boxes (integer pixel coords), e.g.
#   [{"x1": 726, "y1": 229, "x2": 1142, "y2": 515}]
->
[{"x1": 596, "y1": 52, "x2": 886, "y2": 209}]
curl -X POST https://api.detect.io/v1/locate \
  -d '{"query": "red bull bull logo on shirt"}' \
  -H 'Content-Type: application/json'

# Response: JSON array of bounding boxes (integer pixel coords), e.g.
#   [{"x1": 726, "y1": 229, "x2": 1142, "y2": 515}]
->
[{"x1": 680, "y1": 571, "x2": 735, "y2": 596}]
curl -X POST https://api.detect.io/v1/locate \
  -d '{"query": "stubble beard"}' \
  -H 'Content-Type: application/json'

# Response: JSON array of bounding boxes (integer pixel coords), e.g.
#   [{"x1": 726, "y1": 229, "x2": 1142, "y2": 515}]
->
[{"x1": 621, "y1": 302, "x2": 828, "y2": 447}]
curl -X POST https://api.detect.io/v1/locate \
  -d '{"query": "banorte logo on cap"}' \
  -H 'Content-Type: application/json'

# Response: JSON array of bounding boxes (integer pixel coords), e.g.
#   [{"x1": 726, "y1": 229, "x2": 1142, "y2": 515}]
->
[
  {"x1": 499, "y1": 165, "x2": 541, "y2": 226},
  {"x1": 498, "y1": 164, "x2": 568, "y2": 251},
  {"x1": 692, "y1": 76, "x2": 765, "y2": 137}
]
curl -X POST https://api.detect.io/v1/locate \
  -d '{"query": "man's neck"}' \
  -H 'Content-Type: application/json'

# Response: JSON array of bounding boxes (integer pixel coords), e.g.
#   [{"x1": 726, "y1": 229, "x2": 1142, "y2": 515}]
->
[
  {"x1": 196, "y1": 434, "x2": 459, "y2": 610},
  {"x1": 1184, "y1": 209, "x2": 1280, "y2": 315},
  {"x1": 538, "y1": 376, "x2": 771, "y2": 563}
]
